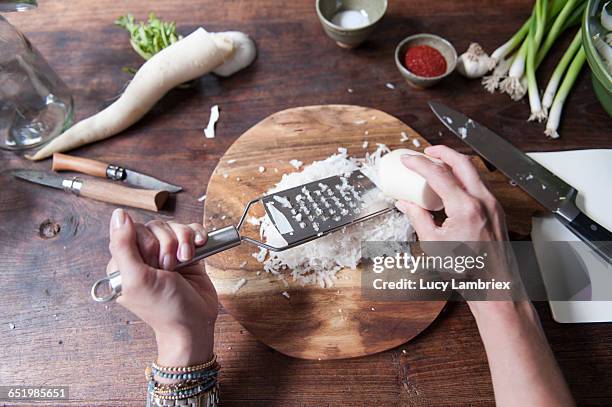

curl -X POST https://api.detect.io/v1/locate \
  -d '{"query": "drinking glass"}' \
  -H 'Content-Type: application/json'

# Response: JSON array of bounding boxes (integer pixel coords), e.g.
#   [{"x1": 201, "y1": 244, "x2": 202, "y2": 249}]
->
[{"x1": 0, "y1": 13, "x2": 73, "y2": 150}]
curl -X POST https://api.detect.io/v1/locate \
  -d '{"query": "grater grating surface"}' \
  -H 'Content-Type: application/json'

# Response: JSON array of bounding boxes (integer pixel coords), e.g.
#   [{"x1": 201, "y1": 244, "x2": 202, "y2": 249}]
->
[
  {"x1": 260, "y1": 170, "x2": 392, "y2": 249},
  {"x1": 92, "y1": 170, "x2": 394, "y2": 302}
]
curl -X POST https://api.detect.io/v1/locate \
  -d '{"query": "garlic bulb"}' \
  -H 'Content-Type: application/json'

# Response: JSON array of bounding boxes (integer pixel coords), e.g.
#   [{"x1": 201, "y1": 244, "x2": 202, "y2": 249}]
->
[{"x1": 456, "y1": 43, "x2": 495, "y2": 79}]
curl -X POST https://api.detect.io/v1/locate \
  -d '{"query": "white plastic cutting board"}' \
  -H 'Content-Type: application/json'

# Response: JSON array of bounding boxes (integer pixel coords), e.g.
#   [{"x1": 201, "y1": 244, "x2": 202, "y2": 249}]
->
[{"x1": 528, "y1": 149, "x2": 612, "y2": 323}]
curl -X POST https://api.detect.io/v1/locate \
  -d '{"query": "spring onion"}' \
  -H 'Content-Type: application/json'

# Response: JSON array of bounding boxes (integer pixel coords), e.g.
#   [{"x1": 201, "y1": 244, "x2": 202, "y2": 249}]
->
[
  {"x1": 482, "y1": 54, "x2": 516, "y2": 92},
  {"x1": 563, "y1": 1, "x2": 587, "y2": 31},
  {"x1": 542, "y1": 30, "x2": 582, "y2": 113},
  {"x1": 545, "y1": 46, "x2": 586, "y2": 138},
  {"x1": 501, "y1": 39, "x2": 529, "y2": 100},
  {"x1": 526, "y1": 0, "x2": 548, "y2": 121},
  {"x1": 490, "y1": 17, "x2": 532, "y2": 63},
  {"x1": 536, "y1": 0, "x2": 581, "y2": 67}
]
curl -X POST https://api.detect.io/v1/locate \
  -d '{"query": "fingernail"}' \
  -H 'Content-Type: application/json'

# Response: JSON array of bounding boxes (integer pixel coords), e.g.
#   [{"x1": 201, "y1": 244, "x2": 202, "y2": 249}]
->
[
  {"x1": 179, "y1": 243, "x2": 192, "y2": 261},
  {"x1": 195, "y1": 232, "x2": 205, "y2": 245},
  {"x1": 112, "y1": 208, "x2": 126, "y2": 229},
  {"x1": 162, "y1": 254, "x2": 173, "y2": 270}
]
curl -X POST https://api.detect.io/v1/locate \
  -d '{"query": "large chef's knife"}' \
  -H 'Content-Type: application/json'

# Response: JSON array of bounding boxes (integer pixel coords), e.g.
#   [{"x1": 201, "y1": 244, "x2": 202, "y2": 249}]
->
[
  {"x1": 11, "y1": 169, "x2": 169, "y2": 212},
  {"x1": 429, "y1": 101, "x2": 612, "y2": 265},
  {"x1": 52, "y1": 153, "x2": 182, "y2": 193}
]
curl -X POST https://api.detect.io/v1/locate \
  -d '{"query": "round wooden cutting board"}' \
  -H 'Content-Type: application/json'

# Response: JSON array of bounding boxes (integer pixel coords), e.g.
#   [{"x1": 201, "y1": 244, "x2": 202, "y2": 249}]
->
[{"x1": 203, "y1": 105, "x2": 540, "y2": 360}]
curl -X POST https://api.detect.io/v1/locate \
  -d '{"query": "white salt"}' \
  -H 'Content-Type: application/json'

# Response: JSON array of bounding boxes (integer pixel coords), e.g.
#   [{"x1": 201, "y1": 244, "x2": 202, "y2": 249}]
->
[{"x1": 331, "y1": 9, "x2": 369, "y2": 29}]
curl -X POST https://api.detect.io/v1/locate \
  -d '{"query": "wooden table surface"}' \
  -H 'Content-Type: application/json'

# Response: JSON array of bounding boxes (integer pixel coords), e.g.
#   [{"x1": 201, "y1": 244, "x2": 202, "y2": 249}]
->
[{"x1": 1, "y1": 0, "x2": 610, "y2": 405}]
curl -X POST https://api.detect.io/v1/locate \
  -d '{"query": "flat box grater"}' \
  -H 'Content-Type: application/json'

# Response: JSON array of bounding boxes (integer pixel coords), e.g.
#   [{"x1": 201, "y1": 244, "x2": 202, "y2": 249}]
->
[{"x1": 92, "y1": 170, "x2": 393, "y2": 302}]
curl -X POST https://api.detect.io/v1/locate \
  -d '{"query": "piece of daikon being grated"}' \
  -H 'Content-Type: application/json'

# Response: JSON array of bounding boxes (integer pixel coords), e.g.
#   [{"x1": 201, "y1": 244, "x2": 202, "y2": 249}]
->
[{"x1": 255, "y1": 144, "x2": 414, "y2": 288}]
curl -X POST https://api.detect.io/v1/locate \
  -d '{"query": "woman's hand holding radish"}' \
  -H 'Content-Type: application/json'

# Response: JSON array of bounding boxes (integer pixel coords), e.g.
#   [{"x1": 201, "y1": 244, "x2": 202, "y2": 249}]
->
[
  {"x1": 106, "y1": 208, "x2": 217, "y2": 366},
  {"x1": 395, "y1": 145, "x2": 508, "y2": 243},
  {"x1": 395, "y1": 145, "x2": 574, "y2": 407}
]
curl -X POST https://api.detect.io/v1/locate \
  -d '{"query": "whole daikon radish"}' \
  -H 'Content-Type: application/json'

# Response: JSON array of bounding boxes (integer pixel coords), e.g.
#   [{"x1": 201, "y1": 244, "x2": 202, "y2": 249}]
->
[{"x1": 28, "y1": 28, "x2": 255, "y2": 161}]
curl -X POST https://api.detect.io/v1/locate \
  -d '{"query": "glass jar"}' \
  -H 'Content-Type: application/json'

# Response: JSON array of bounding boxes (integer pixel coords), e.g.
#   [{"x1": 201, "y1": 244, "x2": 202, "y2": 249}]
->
[{"x1": 0, "y1": 10, "x2": 73, "y2": 150}]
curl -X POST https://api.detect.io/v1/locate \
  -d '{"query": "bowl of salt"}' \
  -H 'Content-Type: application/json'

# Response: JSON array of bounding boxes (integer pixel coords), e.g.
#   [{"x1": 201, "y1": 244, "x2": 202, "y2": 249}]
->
[{"x1": 316, "y1": 0, "x2": 388, "y2": 48}]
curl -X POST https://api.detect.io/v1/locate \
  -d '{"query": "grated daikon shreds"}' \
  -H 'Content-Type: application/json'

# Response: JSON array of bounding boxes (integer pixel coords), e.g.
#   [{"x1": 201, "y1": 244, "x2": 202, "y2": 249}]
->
[
  {"x1": 256, "y1": 144, "x2": 414, "y2": 288},
  {"x1": 204, "y1": 105, "x2": 220, "y2": 139},
  {"x1": 232, "y1": 278, "x2": 247, "y2": 294}
]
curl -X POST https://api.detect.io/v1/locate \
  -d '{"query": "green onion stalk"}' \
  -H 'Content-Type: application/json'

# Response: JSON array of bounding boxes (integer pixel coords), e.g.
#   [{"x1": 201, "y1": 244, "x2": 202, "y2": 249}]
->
[
  {"x1": 542, "y1": 30, "x2": 582, "y2": 114},
  {"x1": 526, "y1": 0, "x2": 548, "y2": 122},
  {"x1": 536, "y1": 0, "x2": 582, "y2": 68},
  {"x1": 490, "y1": 17, "x2": 533, "y2": 64},
  {"x1": 496, "y1": 0, "x2": 583, "y2": 100},
  {"x1": 489, "y1": 0, "x2": 566, "y2": 66},
  {"x1": 501, "y1": 39, "x2": 529, "y2": 99},
  {"x1": 545, "y1": 46, "x2": 586, "y2": 138},
  {"x1": 515, "y1": 0, "x2": 585, "y2": 101}
]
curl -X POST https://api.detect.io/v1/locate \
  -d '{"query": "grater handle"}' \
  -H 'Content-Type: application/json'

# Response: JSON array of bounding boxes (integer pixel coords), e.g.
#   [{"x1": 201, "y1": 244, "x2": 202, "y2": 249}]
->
[
  {"x1": 91, "y1": 226, "x2": 241, "y2": 303},
  {"x1": 181, "y1": 226, "x2": 242, "y2": 267}
]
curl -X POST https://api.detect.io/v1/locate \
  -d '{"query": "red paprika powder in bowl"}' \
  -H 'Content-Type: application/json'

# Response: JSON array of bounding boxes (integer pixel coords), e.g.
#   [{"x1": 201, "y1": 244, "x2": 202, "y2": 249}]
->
[{"x1": 394, "y1": 34, "x2": 457, "y2": 88}]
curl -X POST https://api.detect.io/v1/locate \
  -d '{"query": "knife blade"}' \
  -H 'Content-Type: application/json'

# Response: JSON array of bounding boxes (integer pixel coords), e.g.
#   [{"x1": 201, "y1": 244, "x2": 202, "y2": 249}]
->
[
  {"x1": 429, "y1": 101, "x2": 612, "y2": 265},
  {"x1": 52, "y1": 153, "x2": 182, "y2": 193},
  {"x1": 11, "y1": 169, "x2": 169, "y2": 212}
]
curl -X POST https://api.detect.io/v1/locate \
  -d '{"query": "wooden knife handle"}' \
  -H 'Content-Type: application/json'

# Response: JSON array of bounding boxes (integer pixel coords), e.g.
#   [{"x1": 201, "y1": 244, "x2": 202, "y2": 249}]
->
[
  {"x1": 79, "y1": 179, "x2": 169, "y2": 212},
  {"x1": 52, "y1": 153, "x2": 109, "y2": 178}
]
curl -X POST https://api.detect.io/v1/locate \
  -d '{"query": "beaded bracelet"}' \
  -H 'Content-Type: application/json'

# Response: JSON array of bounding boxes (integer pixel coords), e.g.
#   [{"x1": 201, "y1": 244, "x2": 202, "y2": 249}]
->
[
  {"x1": 150, "y1": 383, "x2": 219, "y2": 404},
  {"x1": 152, "y1": 354, "x2": 217, "y2": 373},
  {"x1": 151, "y1": 363, "x2": 220, "y2": 381},
  {"x1": 146, "y1": 354, "x2": 220, "y2": 405},
  {"x1": 149, "y1": 373, "x2": 218, "y2": 395},
  {"x1": 152, "y1": 380, "x2": 217, "y2": 400}
]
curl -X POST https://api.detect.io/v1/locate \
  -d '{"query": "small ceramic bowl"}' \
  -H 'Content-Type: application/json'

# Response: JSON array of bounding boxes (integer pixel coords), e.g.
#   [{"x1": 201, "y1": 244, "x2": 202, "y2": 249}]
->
[
  {"x1": 394, "y1": 34, "x2": 457, "y2": 88},
  {"x1": 316, "y1": 0, "x2": 388, "y2": 49}
]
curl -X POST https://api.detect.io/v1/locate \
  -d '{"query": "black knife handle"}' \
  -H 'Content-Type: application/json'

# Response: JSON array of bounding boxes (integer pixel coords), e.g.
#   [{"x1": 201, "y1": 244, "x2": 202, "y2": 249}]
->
[{"x1": 565, "y1": 212, "x2": 612, "y2": 265}]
